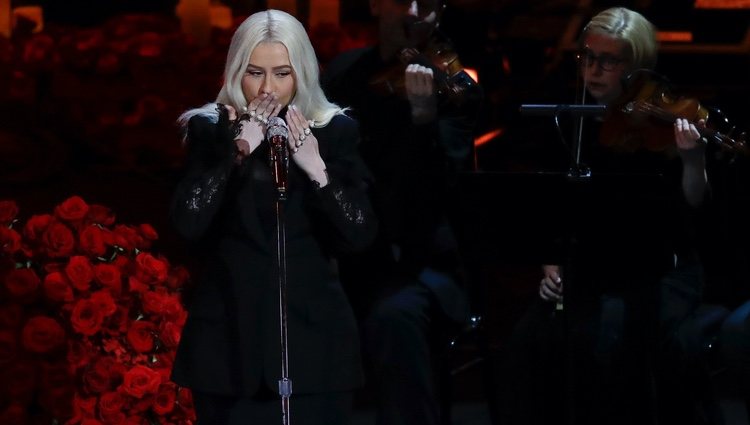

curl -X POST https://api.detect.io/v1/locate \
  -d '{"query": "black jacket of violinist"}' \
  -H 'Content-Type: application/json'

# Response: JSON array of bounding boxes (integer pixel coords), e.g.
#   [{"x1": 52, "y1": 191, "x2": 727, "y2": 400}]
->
[{"x1": 321, "y1": 0, "x2": 483, "y2": 423}]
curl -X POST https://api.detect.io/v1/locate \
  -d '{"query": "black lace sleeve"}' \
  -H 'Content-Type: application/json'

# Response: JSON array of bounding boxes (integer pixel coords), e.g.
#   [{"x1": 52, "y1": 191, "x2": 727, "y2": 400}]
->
[
  {"x1": 308, "y1": 115, "x2": 378, "y2": 253},
  {"x1": 170, "y1": 106, "x2": 237, "y2": 242}
]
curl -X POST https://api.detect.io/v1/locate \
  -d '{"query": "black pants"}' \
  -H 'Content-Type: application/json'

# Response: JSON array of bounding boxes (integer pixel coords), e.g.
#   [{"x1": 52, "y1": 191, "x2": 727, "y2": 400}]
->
[
  {"x1": 363, "y1": 282, "x2": 463, "y2": 425},
  {"x1": 654, "y1": 262, "x2": 724, "y2": 425},
  {"x1": 500, "y1": 262, "x2": 721, "y2": 425},
  {"x1": 193, "y1": 386, "x2": 353, "y2": 425}
]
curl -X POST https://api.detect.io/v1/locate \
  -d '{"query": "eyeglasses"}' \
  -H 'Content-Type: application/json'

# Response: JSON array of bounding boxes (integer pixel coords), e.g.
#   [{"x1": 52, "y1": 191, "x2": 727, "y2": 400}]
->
[{"x1": 576, "y1": 49, "x2": 626, "y2": 72}]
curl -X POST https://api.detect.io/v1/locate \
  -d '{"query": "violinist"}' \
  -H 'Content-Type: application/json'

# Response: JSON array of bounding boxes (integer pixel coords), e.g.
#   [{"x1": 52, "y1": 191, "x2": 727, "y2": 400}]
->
[
  {"x1": 321, "y1": 0, "x2": 483, "y2": 424},
  {"x1": 500, "y1": 7, "x2": 720, "y2": 425}
]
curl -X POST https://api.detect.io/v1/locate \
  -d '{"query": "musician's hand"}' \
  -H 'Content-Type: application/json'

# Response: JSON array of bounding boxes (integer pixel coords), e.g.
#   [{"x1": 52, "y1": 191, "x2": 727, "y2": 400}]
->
[
  {"x1": 540, "y1": 264, "x2": 563, "y2": 302},
  {"x1": 675, "y1": 118, "x2": 709, "y2": 207},
  {"x1": 405, "y1": 63, "x2": 437, "y2": 124},
  {"x1": 674, "y1": 118, "x2": 705, "y2": 152}
]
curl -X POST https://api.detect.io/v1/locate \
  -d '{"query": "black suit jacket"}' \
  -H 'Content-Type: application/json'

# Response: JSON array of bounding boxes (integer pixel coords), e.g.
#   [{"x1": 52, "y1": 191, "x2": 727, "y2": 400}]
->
[{"x1": 169, "y1": 104, "x2": 377, "y2": 396}]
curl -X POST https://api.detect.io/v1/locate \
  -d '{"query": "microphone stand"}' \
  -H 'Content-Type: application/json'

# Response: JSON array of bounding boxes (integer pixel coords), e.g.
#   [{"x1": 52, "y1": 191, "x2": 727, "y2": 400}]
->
[
  {"x1": 268, "y1": 128, "x2": 292, "y2": 425},
  {"x1": 520, "y1": 103, "x2": 606, "y2": 425}
]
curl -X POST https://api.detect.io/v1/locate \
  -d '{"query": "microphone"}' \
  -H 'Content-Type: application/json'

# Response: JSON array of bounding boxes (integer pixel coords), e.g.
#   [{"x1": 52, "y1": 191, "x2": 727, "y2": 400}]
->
[{"x1": 266, "y1": 117, "x2": 289, "y2": 200}]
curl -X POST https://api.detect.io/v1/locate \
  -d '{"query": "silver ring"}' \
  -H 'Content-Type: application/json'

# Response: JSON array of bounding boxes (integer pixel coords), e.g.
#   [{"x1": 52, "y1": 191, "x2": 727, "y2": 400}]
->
[
  {"x1": 303, "y1": 128, "x2": 311, "y2": 136},
  {"x1": 298, "y1": 134, "x2": 306, "y2": 142}
]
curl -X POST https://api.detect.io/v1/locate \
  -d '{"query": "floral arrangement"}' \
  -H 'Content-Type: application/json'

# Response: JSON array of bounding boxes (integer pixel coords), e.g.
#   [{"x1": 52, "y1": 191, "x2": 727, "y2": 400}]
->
[{"x1": 0, "y1": 196, "x2": 195, "y2": 425}]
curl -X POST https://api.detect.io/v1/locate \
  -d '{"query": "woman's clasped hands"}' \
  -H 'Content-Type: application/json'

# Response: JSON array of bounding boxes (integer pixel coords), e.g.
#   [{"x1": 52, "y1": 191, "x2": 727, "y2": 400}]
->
[{"x1": 226, "y1": 94, "x2": 315, "y2": 163}]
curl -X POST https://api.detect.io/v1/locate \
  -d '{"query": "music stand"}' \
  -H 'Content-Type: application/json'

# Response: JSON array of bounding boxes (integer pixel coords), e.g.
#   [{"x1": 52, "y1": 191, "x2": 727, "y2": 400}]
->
[{"x1": 519, "y1": 104, "x2": 606, "y2": 181}]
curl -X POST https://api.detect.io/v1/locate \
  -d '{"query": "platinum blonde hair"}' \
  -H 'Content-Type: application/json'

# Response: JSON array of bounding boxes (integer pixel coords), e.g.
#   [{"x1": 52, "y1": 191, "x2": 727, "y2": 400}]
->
[
  {"x1": 179, "y1": 9, "x2": 344, "y2": 132},
  {"x1": 582, "y1": 7, "x2": 658, "y2": 71}
]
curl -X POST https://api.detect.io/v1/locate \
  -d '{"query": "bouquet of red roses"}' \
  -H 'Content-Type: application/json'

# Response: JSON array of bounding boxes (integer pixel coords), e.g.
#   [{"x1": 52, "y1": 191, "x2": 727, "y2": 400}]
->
[{"x1": 0, "y1": 196, "x2": 195, "y2": 425}]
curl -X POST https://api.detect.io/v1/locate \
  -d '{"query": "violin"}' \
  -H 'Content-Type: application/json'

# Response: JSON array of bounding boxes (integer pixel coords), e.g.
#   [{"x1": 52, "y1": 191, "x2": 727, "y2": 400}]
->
[
  {"x1": 600, "y1": 69, "x2": 748, "y2": 156},
  {"x1": 368, "y1": 29, "x2": 480, "y2": 108}
]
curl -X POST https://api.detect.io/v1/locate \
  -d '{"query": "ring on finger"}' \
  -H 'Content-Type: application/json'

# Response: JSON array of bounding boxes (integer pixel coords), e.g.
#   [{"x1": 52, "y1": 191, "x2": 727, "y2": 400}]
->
[
  {"x1": 303, "y1": 127, "x2": 311, "y2": 136},
  {"x1": 298, "y1": 134, "x2": 306, "y2": 142}
]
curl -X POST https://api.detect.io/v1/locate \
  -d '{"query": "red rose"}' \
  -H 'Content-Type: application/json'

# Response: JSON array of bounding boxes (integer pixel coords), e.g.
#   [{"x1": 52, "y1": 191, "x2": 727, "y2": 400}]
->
[
  {"x1": 0, "y1": 200, "x2": 19, "y2": 224},
  {"x1": 124, "y1": 416, "x2": 147, "y2": 425},
  {"x1": 0, "y1": 304, "x2": 23, "y2": 329},
  {"x1": 166, "y1": 265, "x2": 190, "y2": 289},
  {"x1": 23, "y1": 213, "x2": 52, "y2": 242},
  {"x1": 22, "y1": 33, "x2": 58, "y2": 69},
  {"x1": 177, "y1": 386, "x2": 195, "y2": 417},
  {"x1": 82, "y1": 357, "x2": 119, "y2": 394},
  {"x1": 65, "y1": 255, "x2": 94, "y2": 291},
  {"x1": 111, "y1": 255, "x2": 131, "y2": 278},
  {"x1": 0, "y1": 227, "x2": 21, "y2": 254},
  {"x1": 139, "y1": 223, "x2": 158, "y2": 241},
  {"x1": 129, "y1": 394, "x2": 155, "y2": 414},
  {"x1": 40, "y1": 360, "x2": 74, "y2": 392},
  {"x1": 0, "y1": 402, "x2": 27, "y2": 425},
  {"x1": 98, "y1": 391, "x2": 127, "y2": 424},
  {"x1": 176, "y1": 308, "x2": 188, "y2": 327},
  {"x1": 71, "y1": 394, "x2": 97, "y2": 422},
  {"x1": 68, "y1": 339, "x2": 96, "y2": 370},
  {"x1": 113, "y1": 224, "x2": 143, "y2": 251},
  {"x1": 4, "y1": 268, "x2": 40, "y2": 300},
  {"x1": 153, "y1": 383, "x2": 176, "y2": 415},
  {"x1": 43, "y1": 271, "x2": 74, "y2": 302},
  {"x1": 2, "y1": 359, "x2": 37, "y2": 399},
  {"x1": 107, "y1": 305, "x2": 130, "y2": 335},
  {"x1": 90, "y1": 289, "x2": 117, "y2": 317},
  {"x1": 143, "y1": 290, "x2": 185, "y2": 321},
  {"x1": 128, "y1": 276, "x2": 149, "y2": 293},
  {"x1": 153, "y1": 353, "x2": 174, "y2": 374},
  {"x1": 0, "y1": 330, "x2": 18, "y2": 365},
  {"x1": 86, "y1": 204, "x2": 116, "y2": 226},
  {"x1": 126, "y1": 320, "x2": 155, "y2": 353},
  {"x1": 42, "y1": 221, "x2": 76, "y2": 258},
  {"x1": 39, "y1": 362, "x2": 75, "y2": 419},
  {"x1": 39, "y1": 385, "x2": 75, "y2": 422},
  {"x1": 140, "y1": 290, "x2": 166, "y2": 315},
  {"x1": 94, "y1": 263, "x2": 122, "y2": 292},
  {"x1": 54, "y1": 195, "x2": 90, "y2": 222},
  {"x1": 120, "y1": 365, "x2": 162, "y2": 398},
  {"x1": 21, "y1": 316, "x2": 65, "y2": 353},
  {"x1": 79, "y1": 225, "x2": 108, "y2": 257},
  {"x1": 43, "y1": 262, "x2": 65, "y2": 274},
  {"x1": 70, "y1": 299, "x2": 105, "y2": 336},
  {"x1": 159, "y1": 321, "x2": 181, "y2": 348},
  {"x1": 135, "y1": 252, "x2": 168, "y2": 284}
]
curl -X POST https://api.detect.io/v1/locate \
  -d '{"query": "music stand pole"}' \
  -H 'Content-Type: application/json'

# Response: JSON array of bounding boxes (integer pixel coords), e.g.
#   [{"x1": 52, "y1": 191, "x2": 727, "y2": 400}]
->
[{"x1": 519, "y1": 104, "x2": 606, "y2": 425}]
